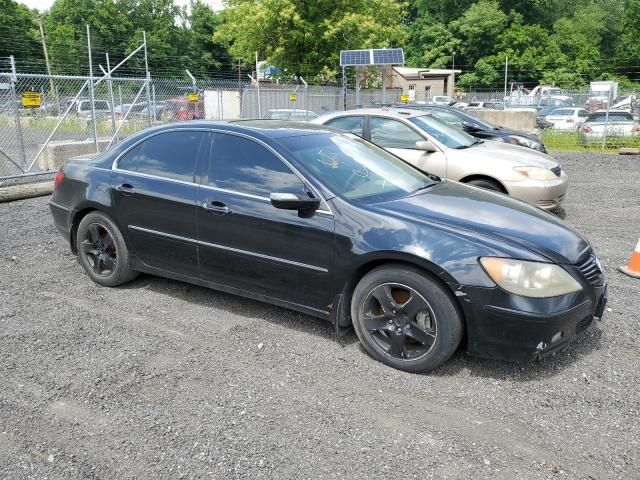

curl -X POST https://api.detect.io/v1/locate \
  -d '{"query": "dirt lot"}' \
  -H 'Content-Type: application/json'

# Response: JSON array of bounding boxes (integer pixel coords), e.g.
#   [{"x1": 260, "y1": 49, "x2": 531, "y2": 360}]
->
[{"x1": 1, "y1": 153, "x2": 639, "y2": 479}]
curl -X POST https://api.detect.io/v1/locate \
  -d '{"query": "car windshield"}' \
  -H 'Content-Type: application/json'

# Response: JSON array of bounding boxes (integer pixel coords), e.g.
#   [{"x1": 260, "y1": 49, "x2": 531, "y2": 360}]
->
[
  {"x1": 408, "y1": 114, "x2": 477, "y2": 149},
  {"x1": 279, "y1": 133, "x2": 436, "y2": 203}
]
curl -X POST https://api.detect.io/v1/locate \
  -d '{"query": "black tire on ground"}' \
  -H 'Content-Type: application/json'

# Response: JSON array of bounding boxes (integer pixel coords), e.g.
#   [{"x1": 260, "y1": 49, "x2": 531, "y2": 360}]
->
[
  {"x1": 76, "y1": 211, "x2": 139, "y2": 287},
  {"x1": 466, "y1": 178, "x2": 504, "y2": 192},
  {"x1": 351, "y1": 264, "x2": 463, "y2": 373}
]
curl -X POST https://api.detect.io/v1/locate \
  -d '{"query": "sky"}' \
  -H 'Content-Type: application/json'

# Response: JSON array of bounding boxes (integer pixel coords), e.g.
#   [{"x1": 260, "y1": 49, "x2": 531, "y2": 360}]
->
[{"x1": 18, "y1": 0, "x2": 224, "y2": 12}]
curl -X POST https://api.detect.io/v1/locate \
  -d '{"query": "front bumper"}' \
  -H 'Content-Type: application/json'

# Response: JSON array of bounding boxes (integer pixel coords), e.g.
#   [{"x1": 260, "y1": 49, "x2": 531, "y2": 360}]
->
[
  {"x1": 504, "y1": 172, "x2": 568, "y2": 210},
  {"x1": 456, "y1": 281, "x2": 607, "y2": 364}
]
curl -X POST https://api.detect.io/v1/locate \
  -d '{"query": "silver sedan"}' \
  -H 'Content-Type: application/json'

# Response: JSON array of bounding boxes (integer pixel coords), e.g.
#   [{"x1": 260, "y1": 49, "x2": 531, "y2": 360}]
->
[{"x1": 313, "y1": 109, "x2": 568, "y2": 210}]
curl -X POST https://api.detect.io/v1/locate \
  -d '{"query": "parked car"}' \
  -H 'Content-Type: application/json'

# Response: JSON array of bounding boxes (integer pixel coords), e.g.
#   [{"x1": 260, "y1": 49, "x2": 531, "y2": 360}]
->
[
  {"x1": 114, "y1": 103, "x2": 147, "y2": 120},
  {"x1": 264, "y1": 109, "x2": 319, "y2": 121},
  {"x1": 386, "y1": 104, "x2": 547, "y2": 152},
  {"x1": 49, "y1": 121, "x2": 606, "y2": 372},
  {"x1": 431, "y1": 95, "x2": 454, "y2": 106},
  {"x1": 544, "y1": 108, "x2": 589, "y2": 131},
  {"x1": 314, "y1": 109, "x2": 566, "y2": 210},
  {"x1": 162, "y1": 96, "x2": 204, "y2": 121},
  {"x1": 464, "y1": 101, "x2": 504, "y2": 110},
  {"x1": 75, "y1": 99, "x2": 111, "y2": 118},
  {"x1": 537, "y1": 97, "x2": 574, "y2": 109},
  {"x1": 580, "y1": 110, "x2": 640, "y2": 143}
]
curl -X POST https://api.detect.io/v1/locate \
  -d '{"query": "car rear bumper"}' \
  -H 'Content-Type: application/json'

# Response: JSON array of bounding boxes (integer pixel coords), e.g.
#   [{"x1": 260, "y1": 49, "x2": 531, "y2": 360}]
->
[
  {"x1": 504, "y1": 173, "x2": 568, "y2": 210},
  {"x1": 49, "y1": 200, "x2": 73, "y2": 243},
  {"x1": 456, "y1": 282, "x2": 607, "y2": 364}
]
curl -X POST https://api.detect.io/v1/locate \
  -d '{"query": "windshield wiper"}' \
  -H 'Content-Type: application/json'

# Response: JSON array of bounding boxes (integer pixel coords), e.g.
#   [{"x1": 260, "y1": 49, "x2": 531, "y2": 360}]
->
[{"x1": 456, "y1": 139, "x2": 484, "y2": 149}]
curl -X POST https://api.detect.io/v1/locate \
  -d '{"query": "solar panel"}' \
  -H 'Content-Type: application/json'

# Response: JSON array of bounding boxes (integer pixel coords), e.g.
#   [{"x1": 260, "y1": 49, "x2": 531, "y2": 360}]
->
[
  {"x1": 372, "y1": 48, "x2": 404, "y2": 65},
  {"x1": 340, "y1": 50, "x2": 371, "y2": 66}
]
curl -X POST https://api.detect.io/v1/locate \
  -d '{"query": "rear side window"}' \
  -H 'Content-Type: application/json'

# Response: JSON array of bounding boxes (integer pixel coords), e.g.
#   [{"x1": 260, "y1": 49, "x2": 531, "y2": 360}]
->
[
  {"x1": 370, "y1": 117, "x2": 424, "y2": 149},
  {"x1": 118, "y1": 130, "x2": 206, "y2": 182},
  {"x1": 325, "y1": 116, "x2": 365, "y2": 136},
  {"x1": 209, "y1": 133, "x2": 305, "y2": 197},
  {"x1": 587, "y1": 112, "x2": 634, "y2": 122}
]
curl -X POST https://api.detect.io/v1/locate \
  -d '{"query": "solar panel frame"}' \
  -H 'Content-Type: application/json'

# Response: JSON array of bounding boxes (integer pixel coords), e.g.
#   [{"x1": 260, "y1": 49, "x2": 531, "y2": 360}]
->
[
  {"x1": 372, "y1": 48, "x2": 404, "y2": 65},
  {"x1": 340, "y1": 48, "x2": 404, "y2": 66},
  {"x1": 340, "y1": 50, "x2": 371, "y2": 67}
]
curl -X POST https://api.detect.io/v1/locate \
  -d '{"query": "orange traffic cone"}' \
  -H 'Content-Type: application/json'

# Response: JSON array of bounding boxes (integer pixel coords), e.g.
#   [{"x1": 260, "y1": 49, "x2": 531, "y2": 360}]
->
[{"x1": 619, "y1": 238, "x2": 640, "y2": 278}]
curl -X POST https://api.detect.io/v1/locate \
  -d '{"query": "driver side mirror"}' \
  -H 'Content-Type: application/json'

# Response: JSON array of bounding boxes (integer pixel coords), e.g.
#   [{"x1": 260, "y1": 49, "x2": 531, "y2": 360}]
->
[
  {"x1": 414, "y1": 140, "x2": 437, "y2": 153},
  {"x1": 270, "y1": 192, "x2": 320, "y2": 216},
  {"x1": 462, "y1": 120, "x2": 481, "y2": 132}
]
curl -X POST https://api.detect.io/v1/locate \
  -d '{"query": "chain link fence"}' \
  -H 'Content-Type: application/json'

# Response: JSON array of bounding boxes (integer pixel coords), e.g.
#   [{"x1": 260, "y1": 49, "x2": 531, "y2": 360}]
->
[
  {"x1": 456, "y1": 88, "x2": 640, "y2": 153},
  {"x1": 0, "y1": 65, "x2": 402, "y2": 180}
]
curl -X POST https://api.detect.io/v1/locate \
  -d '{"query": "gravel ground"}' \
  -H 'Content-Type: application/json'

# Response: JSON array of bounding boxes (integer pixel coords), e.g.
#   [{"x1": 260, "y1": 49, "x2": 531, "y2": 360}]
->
[{"x1": 0, "y1": 152, "x2": 639, "y2": 479}]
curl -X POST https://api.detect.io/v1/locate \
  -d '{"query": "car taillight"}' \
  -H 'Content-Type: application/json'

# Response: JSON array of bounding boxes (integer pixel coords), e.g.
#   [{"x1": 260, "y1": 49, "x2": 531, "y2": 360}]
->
[
  {"x1": 583, "y1": 126, "x2": 592, "y2": 134},
  {"x1": 53, "y1": 170, "x2": 64, "y2": 190}
]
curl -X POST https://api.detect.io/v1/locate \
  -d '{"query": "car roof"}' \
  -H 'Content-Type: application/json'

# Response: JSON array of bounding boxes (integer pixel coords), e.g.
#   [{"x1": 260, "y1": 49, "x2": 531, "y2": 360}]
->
[
  {"x1": 132, "y1": 119, "x2": 339, "y2": 139},
  {"x1": 328, "y1": 108, "x2": 429, "y2": 119}
]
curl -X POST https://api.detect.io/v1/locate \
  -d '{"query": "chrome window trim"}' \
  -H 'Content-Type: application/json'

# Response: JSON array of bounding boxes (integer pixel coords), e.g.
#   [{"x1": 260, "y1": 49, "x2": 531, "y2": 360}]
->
[
  {"x1": 128, "y1": 225, "x2": 329, "y2": 273},
  {"x1": 111, "y1": 127, "x2": 212, "y2": 171},
  {"x1": 207, "y1": 128, "x2": 332, "y2": 215},
  {"x1": 110, "y1": 126, "x2": 333, "y2": 215}
]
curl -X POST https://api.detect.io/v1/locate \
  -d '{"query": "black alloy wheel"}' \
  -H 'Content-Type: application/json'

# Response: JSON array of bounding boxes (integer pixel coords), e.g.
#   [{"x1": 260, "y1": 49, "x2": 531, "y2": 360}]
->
[
  {"x1": 351, "y1": 265, "x2": 463, "y2": 372},
  {"x1": 81, "y1": 223, "x2": 117, "y2": 276},
  {"x1": 362, "y1": 283, "x2": 437, "y2": 360},
  {"x1": 76, "y1": 211, "x2": 138, "y2": 287}
]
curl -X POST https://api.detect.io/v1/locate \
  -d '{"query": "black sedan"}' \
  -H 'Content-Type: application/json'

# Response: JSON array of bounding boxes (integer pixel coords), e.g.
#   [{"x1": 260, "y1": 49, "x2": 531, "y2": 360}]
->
[
  {"x1": 49, "y1": 121, "x2": 606, "y2": 372},
  {"x1": 389, "y1": 104, "x2": 547, "y2": 153}
]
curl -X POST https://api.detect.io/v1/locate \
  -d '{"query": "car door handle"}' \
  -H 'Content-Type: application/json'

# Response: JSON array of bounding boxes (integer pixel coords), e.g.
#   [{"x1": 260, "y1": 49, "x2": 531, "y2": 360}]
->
[
  {"x1": 115, "y1": 183, "x2": 135, "y2": 195},
  {"x1": 202, "y1": 201, "x2": 230, "y2": 215}
]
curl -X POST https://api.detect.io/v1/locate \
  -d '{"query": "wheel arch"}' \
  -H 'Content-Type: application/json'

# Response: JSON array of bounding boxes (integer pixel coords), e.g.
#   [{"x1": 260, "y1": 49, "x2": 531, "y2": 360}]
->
[
  {"x1": 334, "y1": 252, "x2": 467, "y2": 333},
  {"x1": 69, "y1": 204, "x2": 111, "y2": 254},
  {"x1": 459, "y1": 174, "x2": 508, "y2": 194}
]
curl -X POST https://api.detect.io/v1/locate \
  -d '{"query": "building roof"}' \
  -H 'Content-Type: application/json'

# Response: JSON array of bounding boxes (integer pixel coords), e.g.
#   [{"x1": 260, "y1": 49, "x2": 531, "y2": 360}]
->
[{"x1": 393, "y1": 67, "x2": 462, "y2": 79}]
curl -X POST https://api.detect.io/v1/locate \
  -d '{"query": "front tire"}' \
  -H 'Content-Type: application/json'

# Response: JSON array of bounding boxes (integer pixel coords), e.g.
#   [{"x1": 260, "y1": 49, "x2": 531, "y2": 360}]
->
[
  {"x1": 76, "y1": 212, "x2": 138, "y2": 287},
  {"x1": 466, "y1": 178, "x2": 504, "y2": 192},
  {"x1": 351, "y1": 265, "x2": 463, "y2": 373}
]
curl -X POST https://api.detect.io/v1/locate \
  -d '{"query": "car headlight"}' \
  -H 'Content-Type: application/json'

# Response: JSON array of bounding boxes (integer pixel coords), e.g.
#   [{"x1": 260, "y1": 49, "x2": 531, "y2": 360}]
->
[
  {"x1": 479, "y1": 257, "x2": 582, "y2": 298},
  {"x1": 503, "y1": 135, "x2": 540, "y2": 149},
  {"x1": 513, "y1": 166, "x2": 558, "y2": 181}
]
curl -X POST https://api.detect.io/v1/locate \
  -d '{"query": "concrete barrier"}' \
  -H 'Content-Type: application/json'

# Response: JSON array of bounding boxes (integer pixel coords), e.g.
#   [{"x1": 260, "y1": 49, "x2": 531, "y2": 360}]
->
[
  {"x1": 470, "y1": 108, "x2": 537, "y2": 133},
  {"x1": 38, "y1": 138, "x2": 110, "y2": 171}
]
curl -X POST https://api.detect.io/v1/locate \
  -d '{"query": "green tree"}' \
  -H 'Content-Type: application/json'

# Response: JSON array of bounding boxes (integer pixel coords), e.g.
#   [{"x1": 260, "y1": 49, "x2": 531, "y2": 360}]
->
[
  {"x1": 0, "y1": 0, "x2": 43, "y2": 71},
  {"x1": 405, "y1": 19, "x2": 461, "y2": 68},
  {"x1": 449, "y1": 1, "x2": 507, "y2": 68},
  {"x1": 215, "y1": 0, "x2": 407, "y2": 80}
]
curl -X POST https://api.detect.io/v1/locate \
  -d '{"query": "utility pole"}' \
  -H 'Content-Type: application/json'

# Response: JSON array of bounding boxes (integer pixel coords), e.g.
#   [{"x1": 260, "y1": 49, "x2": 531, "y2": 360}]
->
[
  {"x1": 452, "y1": 51, "x2": 456, "y2": 98},
  {"x1": 38, "y1": 20, "x2": 56, "y2": 99},
  {"x1": 255, "y1": 51, "x2": 261, "y2": 118},
  {"x1": 504, "y1": 56, "x2": 508, "y2": 100}
]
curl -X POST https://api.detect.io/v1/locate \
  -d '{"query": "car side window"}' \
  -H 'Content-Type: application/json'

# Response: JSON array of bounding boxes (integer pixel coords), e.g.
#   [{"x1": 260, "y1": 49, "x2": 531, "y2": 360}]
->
[
  {"x1": 325, "y1": 116, "x2": 365, "y2": 136},
  {"x1": 117, "y1": 130, "x2": 206, "y2": 182},
  {"x1": 209, "y1": 133, "x2": 305, "y2": 197},
  {"x1": 370, "y1": 117, "x2": 424, "y2": 149}
]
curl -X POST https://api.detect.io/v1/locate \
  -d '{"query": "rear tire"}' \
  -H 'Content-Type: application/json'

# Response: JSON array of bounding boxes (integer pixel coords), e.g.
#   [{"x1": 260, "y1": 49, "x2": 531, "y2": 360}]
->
[
  {"x1": 76, "y1": 212, "x2": 138, "y2": 287},
  {"x1": 351, "y1": 265, "x2": 463, "y2": 373},
  {"x1": 466, "y1": 178, "x2": 504, "y2": 192}
]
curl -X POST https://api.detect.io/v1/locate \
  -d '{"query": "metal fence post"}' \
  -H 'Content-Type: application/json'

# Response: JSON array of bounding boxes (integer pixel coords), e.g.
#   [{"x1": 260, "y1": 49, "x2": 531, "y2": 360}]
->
[
  {"x1": 602, "y1": 88, "x2": 612, "y2": 151},
  {"x1": 86, "y1": 25, "x2": 99, "y2": 153},
  {"x1": 143, "y1": 31, "x2": 152, "y2": 127},
  {"x1": 9, "y1": 56, "x2": 27, "y2": 170},
  {"x1": 105, "y1": 53, "x2": 117, "y2": 138}
]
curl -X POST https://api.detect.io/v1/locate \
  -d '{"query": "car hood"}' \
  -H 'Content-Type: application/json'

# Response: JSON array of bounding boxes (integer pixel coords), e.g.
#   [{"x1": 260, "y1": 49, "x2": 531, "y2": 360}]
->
[
  {"x1": 373, "y1": 181, "x2": 589, "y2": 265},
  {"x1": 460, "y1": 140, "x2": 558, "y2": 168}
]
